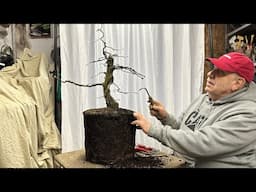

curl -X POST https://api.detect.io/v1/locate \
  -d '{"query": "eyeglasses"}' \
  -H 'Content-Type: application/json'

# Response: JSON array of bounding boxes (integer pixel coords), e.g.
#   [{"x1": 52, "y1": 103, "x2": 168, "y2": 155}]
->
[{"x1": 209, "y1": 68, "x2": 232, "y2": 77}]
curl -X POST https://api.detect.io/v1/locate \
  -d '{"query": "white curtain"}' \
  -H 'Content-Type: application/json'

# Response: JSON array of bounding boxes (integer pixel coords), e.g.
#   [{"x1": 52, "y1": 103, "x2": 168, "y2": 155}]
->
[{"x1": 60, "y1": 24, "x2": 205, "y2": 153}]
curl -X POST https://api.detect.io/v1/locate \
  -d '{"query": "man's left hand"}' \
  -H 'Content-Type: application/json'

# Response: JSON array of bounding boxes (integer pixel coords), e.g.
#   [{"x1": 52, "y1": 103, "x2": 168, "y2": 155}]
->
[{"x1": 131, "y1": 112, "x2": 151, "y2": 134}]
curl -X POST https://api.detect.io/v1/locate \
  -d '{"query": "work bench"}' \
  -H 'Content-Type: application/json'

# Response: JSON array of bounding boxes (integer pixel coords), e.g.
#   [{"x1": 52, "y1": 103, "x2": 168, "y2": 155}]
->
[{"x1": 54, "y1": 149, "x2": 186, "y2": 168}]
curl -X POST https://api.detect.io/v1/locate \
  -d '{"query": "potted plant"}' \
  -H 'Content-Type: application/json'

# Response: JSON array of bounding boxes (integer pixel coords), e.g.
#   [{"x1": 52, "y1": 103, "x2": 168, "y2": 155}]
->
[{"x1": 55, "y1": 29, "x2": 145, "y2": 165}]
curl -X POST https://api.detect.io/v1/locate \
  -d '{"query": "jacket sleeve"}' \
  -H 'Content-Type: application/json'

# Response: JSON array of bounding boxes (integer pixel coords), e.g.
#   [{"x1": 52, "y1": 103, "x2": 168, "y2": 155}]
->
[
  {"x1": 159, "y1": 112, "x2": 185, "y2": 130},
  {"x1": 148, "y1": 109, "x2": 256, "y2": 158}
]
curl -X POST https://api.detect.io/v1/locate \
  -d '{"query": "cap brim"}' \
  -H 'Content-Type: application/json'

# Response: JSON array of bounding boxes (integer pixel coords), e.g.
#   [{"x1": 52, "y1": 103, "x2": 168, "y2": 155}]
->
[{"x1": 206, "y1": 57, "x2": 233, "y2": 72}]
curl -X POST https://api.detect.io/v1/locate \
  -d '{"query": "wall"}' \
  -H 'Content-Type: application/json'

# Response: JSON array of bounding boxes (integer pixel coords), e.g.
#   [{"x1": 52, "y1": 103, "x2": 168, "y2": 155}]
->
[
  {"x1": 203, "y1": 24, "x2": 226, "y2": 93},
  {"x1": 30, "y1": 38, "x2": 54, "y2": 64},
  {"x1": 28, "y1": 24, "x2": 55, "y2": 65}
]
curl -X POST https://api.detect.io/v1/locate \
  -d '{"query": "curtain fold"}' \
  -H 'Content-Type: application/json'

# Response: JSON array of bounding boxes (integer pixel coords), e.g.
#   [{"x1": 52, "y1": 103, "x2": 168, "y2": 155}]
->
[{"x1": 60, "y1": 24, "x2": 205, "y2": 153}]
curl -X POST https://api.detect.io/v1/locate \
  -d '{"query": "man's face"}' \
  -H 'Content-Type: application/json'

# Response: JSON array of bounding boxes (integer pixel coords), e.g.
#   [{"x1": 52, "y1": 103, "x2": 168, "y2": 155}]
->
[{"x1": 205, "y1": 67, "x2": 240, "y2": 101}]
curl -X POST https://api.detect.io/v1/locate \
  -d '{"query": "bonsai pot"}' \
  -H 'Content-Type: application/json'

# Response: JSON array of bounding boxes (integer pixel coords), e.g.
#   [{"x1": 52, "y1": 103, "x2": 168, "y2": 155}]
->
[{"x1": 83, "y1": 107, "x2": 137, "y2": 165}]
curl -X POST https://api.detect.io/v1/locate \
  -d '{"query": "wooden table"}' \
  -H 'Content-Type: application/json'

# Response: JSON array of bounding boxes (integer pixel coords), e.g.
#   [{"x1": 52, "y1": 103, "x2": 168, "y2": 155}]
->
[{"x1": 54, "y1": 149, "x2": 186, "y2": 168}]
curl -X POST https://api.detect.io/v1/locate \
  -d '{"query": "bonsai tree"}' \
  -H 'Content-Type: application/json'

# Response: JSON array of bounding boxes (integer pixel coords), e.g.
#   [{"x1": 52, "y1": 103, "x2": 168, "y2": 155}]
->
[{"x1": 55, "y1": 28, "x2": 145, "y2": 109}]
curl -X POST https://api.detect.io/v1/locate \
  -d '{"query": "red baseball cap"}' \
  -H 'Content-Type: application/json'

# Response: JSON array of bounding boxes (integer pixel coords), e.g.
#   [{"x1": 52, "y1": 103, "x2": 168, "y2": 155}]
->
[{"x1": 206, "y1": 52, "x2": 254, "y2": 82}]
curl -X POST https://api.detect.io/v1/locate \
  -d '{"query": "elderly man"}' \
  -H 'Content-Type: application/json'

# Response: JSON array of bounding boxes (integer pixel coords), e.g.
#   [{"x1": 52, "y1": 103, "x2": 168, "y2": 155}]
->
[{"x1": 132, "y1": 52, "x2": 256, "y2": 168}]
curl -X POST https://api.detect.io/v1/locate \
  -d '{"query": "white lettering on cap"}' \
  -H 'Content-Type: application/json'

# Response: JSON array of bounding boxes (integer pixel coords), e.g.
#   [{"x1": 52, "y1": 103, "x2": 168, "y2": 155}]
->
[{"x1": 223, "y1": 54, "x2": 231, "y2": 59}]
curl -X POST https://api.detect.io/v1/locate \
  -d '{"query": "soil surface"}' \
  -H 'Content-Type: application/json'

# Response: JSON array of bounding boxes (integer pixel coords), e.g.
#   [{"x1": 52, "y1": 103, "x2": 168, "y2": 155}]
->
[{"x1": 106, "y1": 154, "x2": 164, "y2": 168}]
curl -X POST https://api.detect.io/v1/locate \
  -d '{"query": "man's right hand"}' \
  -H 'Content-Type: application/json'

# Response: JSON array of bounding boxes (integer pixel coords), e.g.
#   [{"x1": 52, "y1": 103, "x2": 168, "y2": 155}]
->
[{"x1": 149, "y1": 100, "x2": 168, "y2": 121}]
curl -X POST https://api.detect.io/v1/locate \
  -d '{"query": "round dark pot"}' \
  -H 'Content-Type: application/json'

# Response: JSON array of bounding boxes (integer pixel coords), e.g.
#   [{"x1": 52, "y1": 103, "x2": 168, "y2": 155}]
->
[{"x1": 83, "y1": 107, "x2": 137, "y2": 165}]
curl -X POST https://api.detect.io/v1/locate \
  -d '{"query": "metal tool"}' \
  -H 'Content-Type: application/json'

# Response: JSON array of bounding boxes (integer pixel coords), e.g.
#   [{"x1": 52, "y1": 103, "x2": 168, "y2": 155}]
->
[{"x1": 138, "y1": 88, "x2": 153, "y2": 104}]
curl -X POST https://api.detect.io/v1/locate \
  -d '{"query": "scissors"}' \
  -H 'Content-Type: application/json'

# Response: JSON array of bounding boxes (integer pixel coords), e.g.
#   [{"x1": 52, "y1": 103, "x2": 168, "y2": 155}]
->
[
  {"x1": 135, "y1": 144, "x2": 153, "y2": 152},
  {"x1": 135, "y1": 144, "x2": 168, "y2": 158}
]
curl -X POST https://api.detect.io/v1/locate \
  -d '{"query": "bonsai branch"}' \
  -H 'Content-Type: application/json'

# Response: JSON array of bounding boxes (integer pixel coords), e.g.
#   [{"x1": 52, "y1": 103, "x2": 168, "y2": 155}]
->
[{"x1": 51, "y1": 28, "x2": 146, "y2": 110}]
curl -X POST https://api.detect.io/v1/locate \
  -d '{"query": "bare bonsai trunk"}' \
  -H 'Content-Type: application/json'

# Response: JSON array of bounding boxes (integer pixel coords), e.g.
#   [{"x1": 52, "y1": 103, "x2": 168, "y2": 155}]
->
[{"x1": 102, "y1": 55, "x2": 119, "y2": 109}]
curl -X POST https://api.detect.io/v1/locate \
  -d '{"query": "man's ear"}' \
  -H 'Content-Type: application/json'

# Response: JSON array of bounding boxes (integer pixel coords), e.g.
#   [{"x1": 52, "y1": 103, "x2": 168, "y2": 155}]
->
[{"x1": 232, "y1": 77, "x2": 246, "y2": 92}]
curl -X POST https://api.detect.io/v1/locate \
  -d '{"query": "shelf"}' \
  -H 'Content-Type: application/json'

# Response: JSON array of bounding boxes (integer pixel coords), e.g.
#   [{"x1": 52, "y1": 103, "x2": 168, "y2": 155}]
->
[{"x1": 227, "y1": 24, "x2": 256, "y2": 37}]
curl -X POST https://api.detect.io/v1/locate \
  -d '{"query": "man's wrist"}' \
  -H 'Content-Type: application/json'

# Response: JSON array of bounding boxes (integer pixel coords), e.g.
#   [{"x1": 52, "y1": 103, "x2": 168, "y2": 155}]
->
[
  {"x1": 159, "y1": 114, "x2": 170, "y2": 125},
  {"x1": 157, "y1": 114, "x2": 167, "y2": 121}
]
